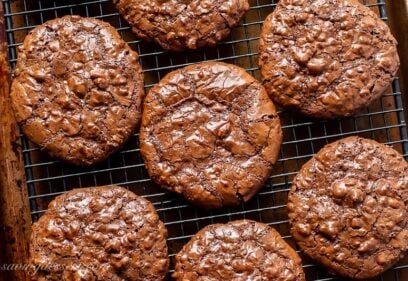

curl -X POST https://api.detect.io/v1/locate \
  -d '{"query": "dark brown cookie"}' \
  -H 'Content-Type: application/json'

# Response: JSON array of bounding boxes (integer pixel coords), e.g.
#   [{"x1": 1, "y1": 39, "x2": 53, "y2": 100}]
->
[
  {"x1": 30, "y1": 186, "x2": 169, "y2": 281},
  {"x1": 288, "y1": 136, "x2": 408, "y2": 278},
  {"x1": 140, "y1": 62, "x2": 282, "y2": 208},
  {"x1": 11, "y1": 15, "x2": 144, "y2": 165},
  {"x1": 173, "y1": 220, "x2": 306, "y2": 281},
  {"x1": 112, "y1": 0, "x2": 249, "y2": 51},
  {"x1": 259, "y1": 0, "x2": 400, "y2": 119}
]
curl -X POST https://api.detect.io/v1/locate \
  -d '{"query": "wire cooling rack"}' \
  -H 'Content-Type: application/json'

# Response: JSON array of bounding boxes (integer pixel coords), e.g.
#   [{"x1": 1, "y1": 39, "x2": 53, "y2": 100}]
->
[{"x1": 2, "y1": 0, "x2": 408, "y2": 280}]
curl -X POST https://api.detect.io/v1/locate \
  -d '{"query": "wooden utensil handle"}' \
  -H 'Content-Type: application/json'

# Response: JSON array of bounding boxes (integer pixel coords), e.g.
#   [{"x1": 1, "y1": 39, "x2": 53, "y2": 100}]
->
[{"x1": 0, "y1": 3, "x2": 32, "y2": 281}]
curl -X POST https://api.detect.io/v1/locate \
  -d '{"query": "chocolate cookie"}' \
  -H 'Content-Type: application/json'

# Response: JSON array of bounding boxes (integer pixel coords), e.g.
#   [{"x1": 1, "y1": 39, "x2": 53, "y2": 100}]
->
[
  {"x1": 30, "y1": 186, "x2": 169, "y2": 280},
  {"x1": 288, "y1": 137, "x2": 408, "y2": 278},
  {"x1": 112, "y1": 0, "x2": 249, "y2": 51},
  {"x1": 11, "y1": 15, "x2": 144, "y2": 165},
  {"x1": 173, "y1": 220, "x2": 305, "y2": 280},
  {"x1": 259, "y1": 0, "x2": 400, "y2": 119},
  {"x1": 140, "y1": 62, "x2": 282, "y2": 208}
]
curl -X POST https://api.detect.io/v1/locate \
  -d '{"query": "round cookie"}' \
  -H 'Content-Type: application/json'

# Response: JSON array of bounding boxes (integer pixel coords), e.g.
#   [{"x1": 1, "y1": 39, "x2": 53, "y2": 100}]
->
[
  {"x1": 140, "y1": 62, "x2": 282, "y2": 208},
  {"x1": 11, "y1": 15, "x2": 144, "y2": 165},
  {"x1": 173, "y1": 220, "x2": 306, "y2": 280},
  {"x1": 112, "y1": 0, "x2": 249, "y2": 51},
  {"x1": 30, "y1": 186, "x2": 169, "y2": 281},
  {"x1": 288, "y1": 136, "x2": 408, "y2": 278},
  {"x1": 259, "y1": 0, "x2": 400, "y2": 119}
]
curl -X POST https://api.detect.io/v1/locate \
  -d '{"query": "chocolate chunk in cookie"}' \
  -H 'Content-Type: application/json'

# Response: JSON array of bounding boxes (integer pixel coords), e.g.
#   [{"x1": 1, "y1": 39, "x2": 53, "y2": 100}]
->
[
  {"x1": 140, "y1": 62, "x2": 282, "y2": 208},
  {"x1": 30, "y1": 186, "x2": 169, "y2": 280},
  {"x1": 113, "y1": 0, "x2": 249, "y2": 51},
  {"x1": 173, "y1": 220, "x2": 305, "y2": 281},
  {"x1": 288, "y1": 136, "x2": 408, "y2": 278},
  {"x1": 259, "y1": 0, "x2": 399, "y2": 118},
  {"x1": 11, "y1": 15, "x2": 144, "y2": 165}
]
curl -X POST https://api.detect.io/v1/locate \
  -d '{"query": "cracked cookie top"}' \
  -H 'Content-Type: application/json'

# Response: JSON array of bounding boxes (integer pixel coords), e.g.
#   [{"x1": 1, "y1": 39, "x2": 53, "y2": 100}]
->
[
  {"x1": 288, "y1": 136, "x2": 408, "y2": 279},
  {"x1": 259, "y1": 0, "x2": 399, "y2": 119},
  {"x1": 140, "y1": 62, "x2": 282, "y2": 208},
  {"x1": 11, "y1": 15, "x2": 144, "y2": 165},
  {"x1": 30, "y1": 186, "x2": 169, "y2": 281},
  {"x1": 173, "y1": 220, "x2": 305, "y2": 281},
  {"x1": 112, "y1": 0, "x2": 249, "y2": 51}
]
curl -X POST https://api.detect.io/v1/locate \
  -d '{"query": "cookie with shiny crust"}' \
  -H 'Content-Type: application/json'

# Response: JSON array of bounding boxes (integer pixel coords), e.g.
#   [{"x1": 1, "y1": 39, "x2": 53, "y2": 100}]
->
[
  {"x1": 173, "y1": 220, "x2": 306, "y2": 281},
  {"x1": 288, "y1": 136, "x2": 408, "y2": 279},
  {"x1": 11, "y1": 15, "x2": 144, "y2": 165},
  {"x1": 30, "y1": 186, "x2": 169, "y2": 281},
  {"x1": 112, "y1": 0, "x2": 249, "y2": 51},
  {"x1": 140, "y1": 62, "x2": 282, "y2": 208},
  {"x1": 259, "y1": 0, "x2": 400, "y2": 119}
]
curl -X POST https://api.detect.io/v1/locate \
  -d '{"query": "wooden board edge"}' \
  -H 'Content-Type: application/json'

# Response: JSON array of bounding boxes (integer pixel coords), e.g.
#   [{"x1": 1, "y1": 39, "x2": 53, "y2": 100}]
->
[
  {"x1": 386, "y1": 0, "x2": 408, "y2": 123},
  {"x1": 0, "y1": 3, "x2": 32, "y2": 281}
]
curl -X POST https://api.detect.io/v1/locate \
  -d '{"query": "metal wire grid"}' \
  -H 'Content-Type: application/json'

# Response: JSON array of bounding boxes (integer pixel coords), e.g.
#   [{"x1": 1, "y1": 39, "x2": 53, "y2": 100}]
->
[{"x1": 2, "y1": 0, "x2": 408, "y2": 280}]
